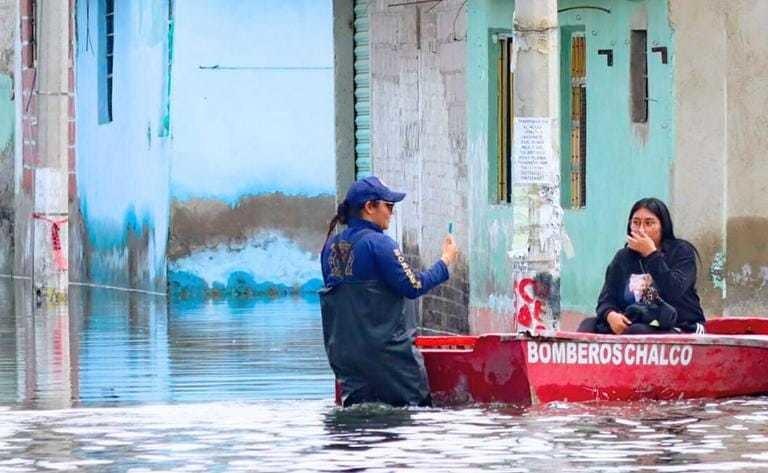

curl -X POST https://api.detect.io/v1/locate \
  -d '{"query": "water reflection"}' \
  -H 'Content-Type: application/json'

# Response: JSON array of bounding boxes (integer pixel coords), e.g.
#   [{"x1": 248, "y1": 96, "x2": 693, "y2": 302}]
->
[
  {"x1": 0, "y1": 279, "x2": 334, "y2": 407},
  {"x1": 77, "y1": 285, "x2": 171, "y2": 405},
  {"x1": 3, "y1": 279, "x2": 77, "y2": 410},
  {"x1": 5, "y1": 280, "x2": 768, "y2": 471},
  {"x1": 165, "y1": 293, "x2": 332, "y2": 402},
  {"x1": 0, "y1": 279, "x2": 19, "y2": 405}
]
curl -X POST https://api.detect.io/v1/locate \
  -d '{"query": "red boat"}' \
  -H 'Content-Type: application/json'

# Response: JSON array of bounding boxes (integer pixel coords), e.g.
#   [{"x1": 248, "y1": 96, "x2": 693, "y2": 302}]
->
[{"x1": 414, "y1": 317, "x2": 768, "y2": 406}]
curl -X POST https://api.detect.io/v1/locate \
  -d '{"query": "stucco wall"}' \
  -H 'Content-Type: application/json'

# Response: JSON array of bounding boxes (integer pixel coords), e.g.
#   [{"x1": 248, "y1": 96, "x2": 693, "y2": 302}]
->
[
  {"x1": 558, "y1": 0, "x2": 675, "y2": 317},
  {"x1": 74, "y1": 0, "x2": 171, "y2": 291},
  {"x1": 670, "y1": 0, "x2": 768, "y2": 316},
  {"x1": 167, "y1": 0, "x2": 335, "y2": 298},
  {"x1": 0, "y1": 0, "x2": 15, "y2": 275},
  {"x1": 368, "y1": 0, "x2": 470, "y2": 333},
  {"x1": 466, "y1": 0, "x2": 516, "y2": 333}
]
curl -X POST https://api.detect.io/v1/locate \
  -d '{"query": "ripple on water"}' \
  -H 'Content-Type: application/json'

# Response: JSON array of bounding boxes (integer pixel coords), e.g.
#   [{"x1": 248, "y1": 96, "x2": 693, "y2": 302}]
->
[
  {"x1": 2, "y1": 398, "x2": 768, "y2": 471},
  {"x1": 3, "y1": 285, "x2": 768, "y2": 471}
]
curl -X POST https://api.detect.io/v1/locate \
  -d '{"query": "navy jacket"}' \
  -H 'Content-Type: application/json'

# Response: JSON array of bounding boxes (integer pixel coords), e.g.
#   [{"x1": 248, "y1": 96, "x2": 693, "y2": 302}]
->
[
  {"x1": 595, "y1": 238, "x2": 705, "y2": 333},
  {"x1": 321, "y1": 218, "x2": 449, "y2": 298}
]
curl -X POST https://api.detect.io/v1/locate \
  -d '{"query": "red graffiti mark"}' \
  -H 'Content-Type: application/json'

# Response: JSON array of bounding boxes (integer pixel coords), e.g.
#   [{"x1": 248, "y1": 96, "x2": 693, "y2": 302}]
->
[
  {"x1": 33, "y1": 213, "x2": 69, "y2": 271},
  {"x1": 517, "y1": 304, "x2": 532, "y2": 327},
  {"x1": 516, "y1": 278, "x2": 546, "y2": 330},
  {"x1": 518, "y1": 278, "x2": 536, "y2": 304}
]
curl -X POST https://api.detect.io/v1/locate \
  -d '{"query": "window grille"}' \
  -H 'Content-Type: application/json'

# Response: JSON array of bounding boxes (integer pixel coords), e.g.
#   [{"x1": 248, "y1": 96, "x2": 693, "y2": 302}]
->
[
  {"x1": 99, "y1": 0, "x2": 115, "y2": 124},
  {"x1": 570, "y1": 34, "x2": 587, "y2": 208},
  {"x1": 496, "y1": 36, "x2": 513, "y2": 203}
]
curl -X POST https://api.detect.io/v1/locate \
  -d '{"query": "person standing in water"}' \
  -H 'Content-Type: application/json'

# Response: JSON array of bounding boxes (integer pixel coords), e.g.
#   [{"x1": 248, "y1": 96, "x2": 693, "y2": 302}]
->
[{"x1": 320, "y1": 176, "x2": 459, "y2": 407}]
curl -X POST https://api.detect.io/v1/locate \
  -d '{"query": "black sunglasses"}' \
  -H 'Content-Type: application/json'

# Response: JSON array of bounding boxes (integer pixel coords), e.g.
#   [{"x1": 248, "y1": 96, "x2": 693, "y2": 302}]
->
[{"x1": 379, "y1": 201, "x2": 395, "y2": 211}]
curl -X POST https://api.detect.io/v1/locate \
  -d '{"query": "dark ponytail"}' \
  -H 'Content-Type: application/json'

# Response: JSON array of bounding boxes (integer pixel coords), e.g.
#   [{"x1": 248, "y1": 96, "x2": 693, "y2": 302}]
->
[{"x1": 325, "y1": 200, "x2": 350, "y2": 242}]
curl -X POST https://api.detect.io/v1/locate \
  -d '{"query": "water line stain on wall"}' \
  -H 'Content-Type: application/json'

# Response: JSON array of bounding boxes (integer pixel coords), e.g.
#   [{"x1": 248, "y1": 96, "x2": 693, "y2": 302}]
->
[
  {"x1": 167, "y1": 1, "x2": 335, "y2": 300},
  {"x1": 168, "y1": 193, "x2": 334, "y2": 299},
  {"x1": 169, "y1": 194, "x2": 333, "y2": 260},
  {"x1": 724, "y1": 217, "x2": 768, "y2": 314}
]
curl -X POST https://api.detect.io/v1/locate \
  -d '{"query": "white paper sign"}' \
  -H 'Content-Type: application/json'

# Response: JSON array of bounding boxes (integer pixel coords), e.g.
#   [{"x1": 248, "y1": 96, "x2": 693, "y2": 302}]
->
[
  {"x1": 34, "y1": 168, "x2": 68, "y2": 213},
  {"x1": 512, "y1": 117, "x2": 554, "y2": 185}
]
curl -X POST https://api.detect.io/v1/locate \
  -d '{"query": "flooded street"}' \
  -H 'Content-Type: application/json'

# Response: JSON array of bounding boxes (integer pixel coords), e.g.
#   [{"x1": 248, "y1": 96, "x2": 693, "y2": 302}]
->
[{"x1": 3, "y1": 280, "x2": 768, "y2": 472}]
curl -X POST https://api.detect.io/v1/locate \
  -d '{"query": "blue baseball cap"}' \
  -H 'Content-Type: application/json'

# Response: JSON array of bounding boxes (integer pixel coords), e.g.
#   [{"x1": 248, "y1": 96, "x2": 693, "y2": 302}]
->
[{"x1": 344, "y1": 176, "x2": 406, "y2": 208}]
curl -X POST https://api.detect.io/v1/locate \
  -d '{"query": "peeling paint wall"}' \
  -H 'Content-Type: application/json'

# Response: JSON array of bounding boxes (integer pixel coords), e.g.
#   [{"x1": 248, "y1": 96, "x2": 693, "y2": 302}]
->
[
  {"x1": 466, "y1": 0, "x2": 517, "y2": 333},
  {"x1": 368, "y1": 0, "x2": 470, "y2": 333},
  {"x1": 0, "y1": 0, "x2": 15, "y2": 275},
  {"x1": 168, "y1": 0, "x2": 335, "y2": 298},
  {"x1": 670, "y1": 0, "x2": 768, "y2": 316},
  {"x1": 74, "y1": 0, "x2": 171, "y2": 291}
]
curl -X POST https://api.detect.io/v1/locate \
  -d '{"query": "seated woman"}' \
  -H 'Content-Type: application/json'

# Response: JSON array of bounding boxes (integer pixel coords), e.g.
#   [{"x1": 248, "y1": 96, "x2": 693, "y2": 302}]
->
[{"x1": 578, "y1": 197, "x2": 706, "y2": 335}]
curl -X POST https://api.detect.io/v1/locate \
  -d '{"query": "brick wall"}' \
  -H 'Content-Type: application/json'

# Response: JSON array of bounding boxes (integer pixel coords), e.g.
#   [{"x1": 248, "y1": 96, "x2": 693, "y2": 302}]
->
[{"x1": 369, "y1": 0, "x2": 469, "y2": 333}]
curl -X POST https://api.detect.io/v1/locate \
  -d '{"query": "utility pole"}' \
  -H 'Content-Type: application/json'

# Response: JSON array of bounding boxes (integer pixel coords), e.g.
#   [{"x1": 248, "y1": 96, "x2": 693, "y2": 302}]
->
[
  {"x1": 33, "y1": 0, "x2": 70, "y2": 305},
  {"x1": 510, "y1": 0, "x2": 562, "y2": 332}
]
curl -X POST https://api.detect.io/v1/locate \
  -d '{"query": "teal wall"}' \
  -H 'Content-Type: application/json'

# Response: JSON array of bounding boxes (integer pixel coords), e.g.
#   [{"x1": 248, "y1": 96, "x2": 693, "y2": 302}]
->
[
  {"x1": 467, "y1": 0, "x2": 675, "y2": 321},
  {"x1": 0, "y1": 72, "x2": 15, "y2": 274},
  {"x1": 558, "y1": 0, "x2": 675, "y2": 314},
  {"x1": 467, "y1": 0, "x2": 518, "y2": 323},
  {"x1": 0, "y1": 75, "x2": 12, "y2": 153}
]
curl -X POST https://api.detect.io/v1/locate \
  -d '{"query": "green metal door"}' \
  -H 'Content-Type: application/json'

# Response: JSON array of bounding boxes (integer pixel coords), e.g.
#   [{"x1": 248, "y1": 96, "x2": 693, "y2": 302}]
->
[{"x1": 353, "y1": 0, "x2": 371, "y2": 178}]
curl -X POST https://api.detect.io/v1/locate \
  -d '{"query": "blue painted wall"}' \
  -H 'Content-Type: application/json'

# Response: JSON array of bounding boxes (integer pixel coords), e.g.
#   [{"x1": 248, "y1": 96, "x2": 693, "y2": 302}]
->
[
  {"x1": 170, "y1": 1, "x2": 334, "y2": 202},
  {"x1": 168, "y1": 0, "x2": 335, "y2": 298},
  {"x1": 75, "y1": 0, "x2": 171, "y2": 290}
]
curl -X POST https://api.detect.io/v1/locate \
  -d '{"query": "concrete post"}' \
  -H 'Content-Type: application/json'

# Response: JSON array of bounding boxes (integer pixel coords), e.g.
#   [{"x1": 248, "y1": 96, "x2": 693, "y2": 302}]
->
[
  {"x1": 332, "y1": 0, "x2": 356, "y2": 205},
  {"x1": 510, "y1": 0, "x2": 562, "y2": 332},
  {"x1": 33, "y1": 0, "x2": 70, "y2": 304}
]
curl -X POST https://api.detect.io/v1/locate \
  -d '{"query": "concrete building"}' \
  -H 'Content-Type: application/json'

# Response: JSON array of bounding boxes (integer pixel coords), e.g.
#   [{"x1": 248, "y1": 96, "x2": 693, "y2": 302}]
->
[
  {"x1": 336, "y1": 0, "x2": 472, "y2": 333},
  {"x1": 1, "y1": 1, "x2": 336, "y2": 301},
  {"x1": 166, "y1": 1, "x2": 335, "y2": 300},
  {"x1": 348, "y1": 0, "x2": 768, "y2": 333},
  {"x1": 1, "y1": 0, "x2": 765, "y2": 336}
]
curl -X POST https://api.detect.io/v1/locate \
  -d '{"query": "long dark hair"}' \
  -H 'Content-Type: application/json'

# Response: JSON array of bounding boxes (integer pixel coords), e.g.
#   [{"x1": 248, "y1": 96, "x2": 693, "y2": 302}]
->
[
  {"x1": 325, "y1": 200, "x2": 364, "y2": 242},
  {"x1": 626, "y1": 197, "x2": 700, "y2": 262}
]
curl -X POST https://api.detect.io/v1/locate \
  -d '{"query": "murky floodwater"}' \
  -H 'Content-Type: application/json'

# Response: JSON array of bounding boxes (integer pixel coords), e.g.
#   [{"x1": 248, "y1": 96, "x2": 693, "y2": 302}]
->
[{"x1": 2, "y1": 280, "x2": 768, "y2": 472}]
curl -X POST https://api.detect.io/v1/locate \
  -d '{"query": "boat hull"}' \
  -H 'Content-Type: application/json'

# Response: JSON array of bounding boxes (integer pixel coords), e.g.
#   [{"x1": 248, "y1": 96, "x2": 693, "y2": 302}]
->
[{"x1": 417, "y1": 318, "x2": 768, "y2": 406}]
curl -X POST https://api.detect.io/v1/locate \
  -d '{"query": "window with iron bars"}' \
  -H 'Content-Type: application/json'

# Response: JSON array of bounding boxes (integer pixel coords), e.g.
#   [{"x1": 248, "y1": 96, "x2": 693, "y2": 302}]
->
[
  {"x1": 99, "y1": 0, "x2": 115, "y2": 124},
  {"x1": 569, "y1": 33, "x2": 587, "y2": 208},
  {"x1": 495, "y1": 35, "x2": 513, "y2": 204}
]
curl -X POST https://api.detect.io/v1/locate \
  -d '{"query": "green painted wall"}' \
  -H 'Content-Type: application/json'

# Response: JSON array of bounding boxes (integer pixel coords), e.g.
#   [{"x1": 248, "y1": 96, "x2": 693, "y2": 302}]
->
[
  {"x1": 0, "y1": 74, "x2": 12, "y2": 154},
  {"x1": 0, "y1": 73, "x2": 14, "y2": 273},
  {"x1": 467, "y1": 0, "x2": 676, "y2": 322},
  {"x1": 558, "y1": 0, "x2": 675, "y2": 314},
  {"x1": 467, "y1": 0, "x2": 518, "y2": 322}
]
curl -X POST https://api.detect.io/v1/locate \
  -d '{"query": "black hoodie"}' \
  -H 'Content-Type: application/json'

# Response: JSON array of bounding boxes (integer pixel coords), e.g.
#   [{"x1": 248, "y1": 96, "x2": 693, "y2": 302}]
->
[{"x1": 595, "y1": 238, "x2": 706, "y2": 333}]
